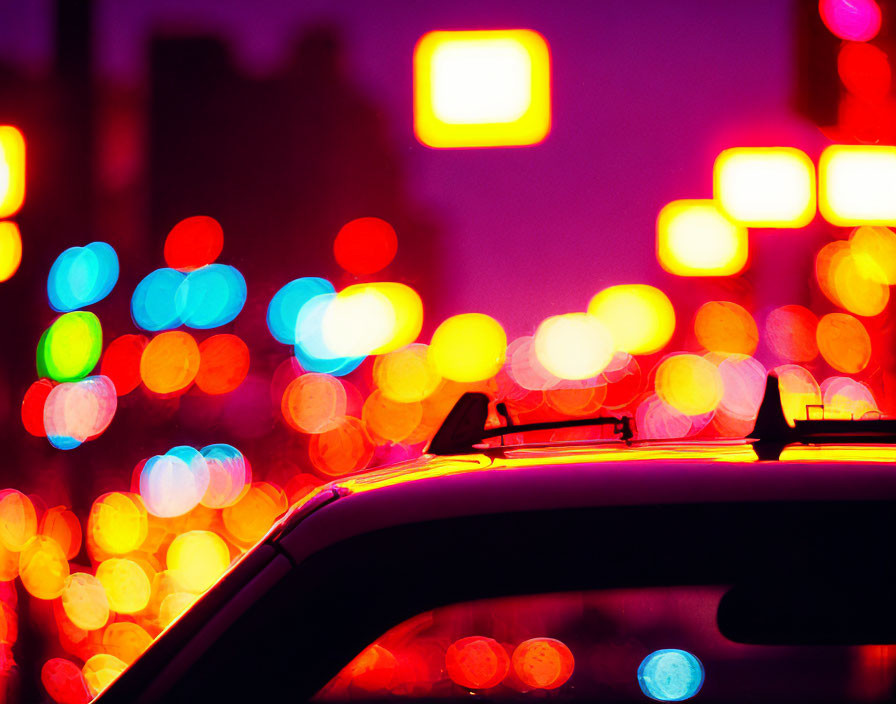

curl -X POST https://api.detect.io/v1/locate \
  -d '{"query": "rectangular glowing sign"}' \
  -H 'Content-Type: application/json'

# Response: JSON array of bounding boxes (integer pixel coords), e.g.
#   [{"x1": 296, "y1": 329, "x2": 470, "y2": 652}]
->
[
  {"x1": 0, "y1": 127, "x2": 25, "y2": 219},
  {"x1": 819, "y1": 145, "x2": 896, "y2": 225},
  {"x1": 714, "y1": 147, "x2": 815, "y2": 227},
  {"x1": 656, "y1": 199, "x2": 748, "y2": 277},
  {"x1": 413, "y1": 30, "x2": 551, "y2": 148}
]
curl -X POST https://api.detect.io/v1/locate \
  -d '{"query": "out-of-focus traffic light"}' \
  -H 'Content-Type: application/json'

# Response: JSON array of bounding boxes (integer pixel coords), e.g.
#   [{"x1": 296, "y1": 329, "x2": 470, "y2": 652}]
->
[
  {"x1": 413, "y1": 29, "x2": 551, "y2": 148},
  {"x1": 0, "y1": 126, "x2": 25, "y2": 219},
  {"x1": 714, "y1": 147, "x2": 816, "y2": 228}
]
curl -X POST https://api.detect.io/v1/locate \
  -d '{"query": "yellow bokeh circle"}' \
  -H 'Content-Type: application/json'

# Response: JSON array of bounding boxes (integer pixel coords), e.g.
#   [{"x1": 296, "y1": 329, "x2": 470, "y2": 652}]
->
[
  {"x1": 428, "y1": 313, "x2": 507, "y2": 382},
  {"x1": 588, "y1": 284, "x2": 675, "y2": 355},
  {"x1": 655, "y1": 353, "x2": 724, "y2": 416},
  {"x1": 166, "y1": 530, "x2": 231, "y2": 594}
]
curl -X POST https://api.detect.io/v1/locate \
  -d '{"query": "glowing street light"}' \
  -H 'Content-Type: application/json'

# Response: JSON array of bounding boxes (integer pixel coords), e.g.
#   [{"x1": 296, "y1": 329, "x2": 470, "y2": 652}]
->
[
  {"x1": 819, "y1": 144, "x2": 896, "y2": 225},
  {"x1": 714, "y1": 147, "x2": 815, "y2": 227},
  {"x1": 656, "y1": 199, "x2": 748, "y2": 276},
  {"x1": 413, "y1": 29, "x2": 551, "y2": 148}
]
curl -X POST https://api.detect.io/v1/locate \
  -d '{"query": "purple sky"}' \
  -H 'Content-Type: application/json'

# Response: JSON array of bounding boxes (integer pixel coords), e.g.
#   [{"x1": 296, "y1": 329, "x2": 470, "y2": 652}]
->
[{"x1": 0, "y1": 0, "x2": 827, "y2": 337}]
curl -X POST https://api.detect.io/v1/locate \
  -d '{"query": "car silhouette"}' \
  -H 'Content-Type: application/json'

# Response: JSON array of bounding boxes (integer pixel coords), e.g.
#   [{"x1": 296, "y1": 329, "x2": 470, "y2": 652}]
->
[{"x1": 96, "y1": 374, "x2": 896, "y2": 703}]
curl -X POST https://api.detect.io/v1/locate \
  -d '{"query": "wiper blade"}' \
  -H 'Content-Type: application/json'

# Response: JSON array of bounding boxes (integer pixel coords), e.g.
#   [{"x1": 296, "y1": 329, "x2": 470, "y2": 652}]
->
[{"x1": 427, "y1": 392, "x2": 632, "y2": 455}]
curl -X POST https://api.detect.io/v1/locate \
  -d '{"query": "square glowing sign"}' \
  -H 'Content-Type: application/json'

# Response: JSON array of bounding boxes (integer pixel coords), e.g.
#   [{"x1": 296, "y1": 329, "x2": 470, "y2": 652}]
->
[
  {"x1": 819, "y1": 145, "x2": 896, "y2": 225},
  {"x1": 656, "y1": 199, "x2": 748, "y2": 276},
  {"x1": 0, "y1": 127, "x2": 25, "y2": 219},
  {"x1": 714, "y1": 147, "x2": 815, "y2": 227},
  {"x1": 414, "y1": 30, "x2": 551, "y2": 148}
]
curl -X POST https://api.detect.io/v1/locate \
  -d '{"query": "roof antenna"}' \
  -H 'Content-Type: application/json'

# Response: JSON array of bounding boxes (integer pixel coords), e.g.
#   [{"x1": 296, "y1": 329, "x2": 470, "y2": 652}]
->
[
  {"x1": 750, "y1": 372, "x2": 794, "y2": 460},
  {"x1": 495, "y1": 401, "x2": 514, "y2": 447}
]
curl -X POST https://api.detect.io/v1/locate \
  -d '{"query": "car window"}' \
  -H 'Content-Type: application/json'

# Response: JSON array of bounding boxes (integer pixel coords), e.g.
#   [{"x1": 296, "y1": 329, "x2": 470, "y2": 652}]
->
[{"x1": 316, "y1": 587, "x2": 896, "y2": 702}]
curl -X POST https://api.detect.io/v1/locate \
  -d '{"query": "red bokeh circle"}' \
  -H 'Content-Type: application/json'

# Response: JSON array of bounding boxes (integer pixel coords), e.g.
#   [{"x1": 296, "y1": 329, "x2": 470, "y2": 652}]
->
[
  {"x1": 163, "y1": 215, "x2": 224, "y2": 271},
  {"x1": 333, "y1": 217, "x2": 398, "y2": 276}
]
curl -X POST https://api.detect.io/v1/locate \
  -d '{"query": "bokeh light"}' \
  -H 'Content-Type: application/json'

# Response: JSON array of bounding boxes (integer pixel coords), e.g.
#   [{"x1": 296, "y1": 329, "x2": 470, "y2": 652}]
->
[
  {"x1": 714, "y1": 147, "x2": 815, "y2": 227},
  {"x1": 445, "y1": 636, "x2": 510, "y2": 689},
  {"x1": 200, "y1": 443, "x2": 251, "y2": 509},
  {"x1": 294, "y1": 293, "x2": 365, "y2": 376},
  {"x1": 95, "y1": 559, "x2": 151, "y2": 614},
  {"x1": 0, "y1": 490, "x2": 36, "y2": 552},
  {"x1": 819, "y1": 145, "x2": 896, "y2": 225},
  {"x1": 821, "y1": 244, "x2": 890, "y2": 316},
  {"x1": 309, "y1": 417, "x2": 375, "y2": 476},
  {"x1": 131, "y1": 268, "x2": 186, "y2": 331},
  {"x1": 838, "y1": 42, "x2": 890, "y2": 101},
  {"x1": 87, "y1": 492, "x2": 147, "y2": 556},
  {"x1": 47, "y1": 242, "x2": 119, "y2": 312},
  {"x1": 635, "y1": 396, "x2": 697, "y2": 440},
  {"x1": 0, "y1": 126, "x2": 25, "y2": 218},
  {"x1": 0, "y1": 221, "x2": 22, "y2": 282},
  {"x1": 167, "y1": 530, "x2": 231, "y2": 593},
  {"x1": 776, "y1": 364, "x2": 822, "y2": 425},
  {"x1": 40, "y1": 506, "x2": 82, "y2": 560},
  {"x1": 140, "y1": 448, "x2": 210, "y2": 518},
  {"x1": 346, "y1": 644, "x2": 397, "y2": 692},
  {"x1": 716, "y1": 353, "x2": 766, "y2": 422},
  {"x1": 316, "y1": 282, "x2": 423, "y2": 360},
  {"x1": 61, "y1": 573, "x2": 109, "y2": 631},
  {"x1": 587, "y1": 284, "x2": 676, "y2": 355},
  {"x1": 102, "y1": 622, "x2": 153, "y2": 665},
  {"x1": 41, "y1": 658, "x2": 91, "y2": 704},
  {"x1": 163, "y1": 215, "x2": 223, "y2": 271},
  {"x1": 373, "y1": 344, "x2": 442, "y2": 402},
  {"x1": 100, "y1": 334, "x2": 148, "y2": 396},
  {"x1": 222, "y1": 482, "x2": 287, "y2": 546},
  {"x1": 819, "y1": 0, "x2": 881, "y2": 42},
  {"x1": 655, "y1": 354, "x2": 724, "y2": 416},
  {"x1": 429, "y1": 313, "x2": 507, "y2": 382},
  {"x1": 321, "y1": 287, "x2": 396, "y2": 358},
  {"x1": 414, "y1": 30, "x2": 551, "y2": 148},
  {"x1": 821, "y1": 376, "x2": 878, "y2": 419},
  {"x1": 195, "y1": 334, "x2": 250, "y2": 395},
  {"x1": 19, "y1": 535, "x2": 69, "y2": 600},
  {"x1": 816, "y1": 312, "x2": 871, "y2": 373},
  {"x1": 545, "y1": 380, "x2": 605, "y2": 418},
  {"x1": 533, "y1": 313, "x2": 613, "y2": 380},
  {"x1": 281, "y1": 373, "x2": 347, "y2": 433},
  {"x1": 40, "y1": 312, "x2": 102, "y2": 382},
  {"x1": 159, "y1": 592, "x2": 197, "y2": 629},
  {"x1": 363, "y1": 390, "x2": 423, "y2": 443},
  {"x1": 267, "y1": 277, "x2": 335, "y2": 345},
  {"x1": 174, "y1": 264, "x2": 247, "y2": 329},
  {"x1": 693, "y1": 301, "x2": 758, "y2": 355},
  {"x1": 507, "y1": 336, "x2": 560, "y2": 390},
  {"x1": 333, "y1": 218, "x2": 398, "y2": 275},
  {"x1": 656, "y1": 199, "x2": 748, "y2": 276},
  {"x1": 765, "y1": 305, "x2": 819, "y2": 362},
  {"x1": 637, "y1": 649, "x2": 704, "y2": 701},
  {"x1": 82, "y1": 653, "x2": 127, "y2": 697},
  {"x1": 850, "y1": 226, "x2": 896, "y2": 284},
  {"x1": 43, "y1": 375, "x2": 117, "y2": 450},
  {"x1": 21, "y1": 378, "x2": 55, "y2": 437},
  {"x1": 140, "y1": 331, "x2": 201, "y2": 394},
  {"x1": 511, "y1": 638, "x2": 574, "y2": 690}
]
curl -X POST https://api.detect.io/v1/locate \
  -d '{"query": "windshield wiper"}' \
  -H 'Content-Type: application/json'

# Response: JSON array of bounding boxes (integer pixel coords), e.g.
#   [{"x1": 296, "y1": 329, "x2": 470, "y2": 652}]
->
[
  {"x1": 428, "y1": 392, "x2": 632, "y2": 455},
  {"x1": 751, "y1": 373, "x2": 896, "y2": 460}
]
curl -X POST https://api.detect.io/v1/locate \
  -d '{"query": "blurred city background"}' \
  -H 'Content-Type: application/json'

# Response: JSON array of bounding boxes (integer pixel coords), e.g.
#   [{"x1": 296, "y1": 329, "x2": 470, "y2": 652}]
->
[{"x1": 0, "y1": 0, "x2": 892, "y2": 700}]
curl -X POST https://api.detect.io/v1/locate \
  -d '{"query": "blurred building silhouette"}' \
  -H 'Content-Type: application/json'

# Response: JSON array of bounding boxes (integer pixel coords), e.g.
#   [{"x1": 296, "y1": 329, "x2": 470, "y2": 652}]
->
[{"x1": 149, "y1": 26, "x2": 443, "y2": 319}]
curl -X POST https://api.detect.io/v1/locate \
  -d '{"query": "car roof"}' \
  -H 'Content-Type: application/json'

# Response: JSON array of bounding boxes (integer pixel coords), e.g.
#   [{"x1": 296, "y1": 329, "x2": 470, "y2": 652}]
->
[{"x1": 274, "y1": 439, "x2": 896, "y2": 563}]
